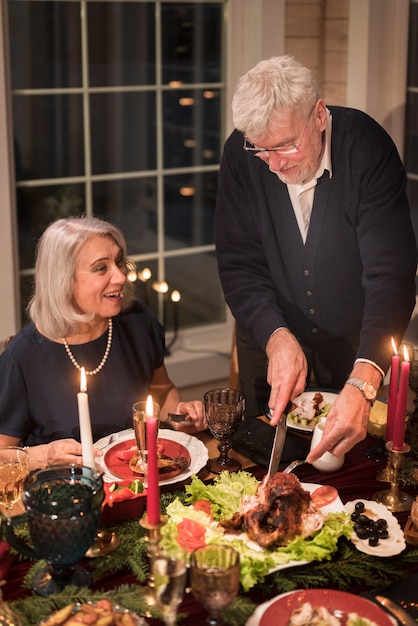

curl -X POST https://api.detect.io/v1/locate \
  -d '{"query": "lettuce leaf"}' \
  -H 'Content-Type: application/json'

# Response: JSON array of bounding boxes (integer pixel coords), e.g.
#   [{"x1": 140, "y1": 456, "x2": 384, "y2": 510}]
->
[{"x1": 184, "y1": 471, "x2": 259, "y2": 520}]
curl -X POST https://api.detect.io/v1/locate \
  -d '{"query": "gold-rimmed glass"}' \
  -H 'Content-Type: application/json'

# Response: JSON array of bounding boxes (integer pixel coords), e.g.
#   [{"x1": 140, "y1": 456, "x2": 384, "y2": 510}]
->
[{"x1": 0, "y1": 446, "x2": 29, "y2": 513}]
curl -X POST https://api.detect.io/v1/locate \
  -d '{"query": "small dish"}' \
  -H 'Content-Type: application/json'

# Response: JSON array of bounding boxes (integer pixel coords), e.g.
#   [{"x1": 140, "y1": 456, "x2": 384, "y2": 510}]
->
[{"x1": 345, "y1": 499, "x2": 406, "y2": 556}]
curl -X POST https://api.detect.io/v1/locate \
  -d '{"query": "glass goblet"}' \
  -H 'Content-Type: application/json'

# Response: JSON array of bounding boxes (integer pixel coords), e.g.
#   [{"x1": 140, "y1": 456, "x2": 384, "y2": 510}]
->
[
  {"x1": 190, "y1": 544, "x2": 240, "y2": 626},
  {"x1": 5, "y1": 464, "x2": 104, "y2": 596},
  {"x1": 0, "y1": 446, "x2": 29, "y2": 513},
  {"x1": 204, "y1": 389, "x2": 245, "y2": 473},
  {"x1": 152, "y1": 547, "x2": 187, "y2": 626}
]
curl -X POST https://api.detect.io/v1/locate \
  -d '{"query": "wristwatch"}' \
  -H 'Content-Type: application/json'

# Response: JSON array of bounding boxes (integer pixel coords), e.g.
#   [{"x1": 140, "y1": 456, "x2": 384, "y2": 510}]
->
[{"x1": 346, "y1": 377, "x2": 377, "y2": 404}]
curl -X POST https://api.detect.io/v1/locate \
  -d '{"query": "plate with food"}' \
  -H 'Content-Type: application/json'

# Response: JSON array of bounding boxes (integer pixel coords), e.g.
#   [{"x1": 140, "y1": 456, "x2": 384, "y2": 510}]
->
[
  {"x1": 245, "y1": 588, "x2": 394, "y2": 626},
  {"x1": 40, "y1": 599, "x2": 148, "y2": 626},
  {"x1": 95, "y1": 428, "x2": 208, "y2": 485},
  {"x1": 104, "y1": 437, "x2": 191, "y2": 481},
  {"x1": 160, "y1": 470, "x2": 352, "y2": 591},
  {"x1": 345, "y1": 499, "x2": 406, "y2": 557},
  {"x1": 286, "y1": 391, "x2": 336, "y2": 432}
]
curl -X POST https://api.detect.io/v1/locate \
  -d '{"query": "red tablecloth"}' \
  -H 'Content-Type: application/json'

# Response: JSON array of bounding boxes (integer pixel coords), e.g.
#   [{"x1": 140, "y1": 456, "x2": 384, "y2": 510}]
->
[{"x1": 3, "y1": 434, "x2": 418, "y2": 625}]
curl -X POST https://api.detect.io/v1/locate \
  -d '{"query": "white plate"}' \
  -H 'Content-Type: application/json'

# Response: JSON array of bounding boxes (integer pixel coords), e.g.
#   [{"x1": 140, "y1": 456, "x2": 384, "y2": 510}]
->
[
  {"x1": 94, "y1": 428, "x2": 208, "y2": 486},
  {"x1": 286, "y1": 391, "x2": 337, "y2": 432},
  {"x1": 345, "y1": 499, "x2": 406, "y2": 557}
]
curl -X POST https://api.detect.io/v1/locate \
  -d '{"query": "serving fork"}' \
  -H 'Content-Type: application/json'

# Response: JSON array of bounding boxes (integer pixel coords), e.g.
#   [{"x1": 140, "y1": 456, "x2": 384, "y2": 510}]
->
[{"x1": 282, "y1": 459, "x2": 307, "y2": 473}]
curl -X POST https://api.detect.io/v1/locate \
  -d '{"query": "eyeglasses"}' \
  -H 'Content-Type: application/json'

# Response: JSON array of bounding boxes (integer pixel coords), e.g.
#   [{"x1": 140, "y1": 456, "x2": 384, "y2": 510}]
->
[{"x1": 243, "y1": 102, "x2": 317, "y2": 158}]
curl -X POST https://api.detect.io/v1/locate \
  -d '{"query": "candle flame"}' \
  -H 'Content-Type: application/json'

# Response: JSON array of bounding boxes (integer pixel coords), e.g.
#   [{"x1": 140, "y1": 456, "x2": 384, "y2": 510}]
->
[
  {"x1": 391, "y1": 337, "x2": 397, "y2": 355},
  {"x1": 171, "y1": 290, "x2": 181, "y2": 303},
  {"x1": 403, "y1": 344, "x2": 410, "y2": 361},
  {"x1": 146, "y1": 394, "x2": 153, "y2": 416},
  {"x1": 80, "y1": 367, "x2": 87, "y2": 392}
]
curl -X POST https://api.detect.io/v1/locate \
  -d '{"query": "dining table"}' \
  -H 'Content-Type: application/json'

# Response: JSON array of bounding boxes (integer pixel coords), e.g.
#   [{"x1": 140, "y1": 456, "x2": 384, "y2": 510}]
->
[{"x1": 2, "y1": 408, "x2": 418, "y2": 626}]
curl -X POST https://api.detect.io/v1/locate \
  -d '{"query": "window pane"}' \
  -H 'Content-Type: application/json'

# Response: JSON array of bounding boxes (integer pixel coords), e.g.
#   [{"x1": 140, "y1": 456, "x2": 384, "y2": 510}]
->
[
  {"x1": 163, "y1": 89, "x2": 221, "y2": 168},
  {"x1": 161, "y1": 3, "x2": 223, "y2": 83},
  {"x1": 164, "y1": 172, "x2": 217, "y2": 250},
  {"x1": 92, "y1": 178, "x2": 158, "y2": 255},
  {"x1": 87, "y1": 2, "x2": 156, "y2": 87},
  {"x1": 13, "y1": 94, "x2": 84, "y2": 180},
  {"x1": 17, "y1": 183, "x2": 85, "y2": 269},
  {"x1": 9, "y1": 1, "x2": 82, "y2": 90},
  {"x1": 166, "y1": 253, "x2": 225, "y2": 328},
  {"x1": 90, "y1": 92, "x2": 157, "y2": 174}
]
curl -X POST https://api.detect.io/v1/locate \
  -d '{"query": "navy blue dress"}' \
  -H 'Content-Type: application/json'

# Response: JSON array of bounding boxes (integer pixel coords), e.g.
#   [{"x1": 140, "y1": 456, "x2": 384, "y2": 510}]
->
[{"x1": 0, "y1": 300, "x2": 165, "y2": 445}]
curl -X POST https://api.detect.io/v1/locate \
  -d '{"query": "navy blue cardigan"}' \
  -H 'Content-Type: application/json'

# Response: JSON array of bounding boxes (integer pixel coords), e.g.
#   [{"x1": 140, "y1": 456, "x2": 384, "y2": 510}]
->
[{"x1": 215, "y1": 106, "x2": 417, "y2": 373}]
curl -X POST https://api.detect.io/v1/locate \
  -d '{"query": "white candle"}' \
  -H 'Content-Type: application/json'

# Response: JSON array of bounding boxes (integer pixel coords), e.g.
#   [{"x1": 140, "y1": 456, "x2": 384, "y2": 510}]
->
[{"x1": 78, "y1": 367, "x2": 95, "y2": 468}]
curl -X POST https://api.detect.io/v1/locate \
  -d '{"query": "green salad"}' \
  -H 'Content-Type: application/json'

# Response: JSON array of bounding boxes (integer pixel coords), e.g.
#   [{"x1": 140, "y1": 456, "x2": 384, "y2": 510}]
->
[{"x1": 160, "y1": 471, "x2": 352, "y2": 591}]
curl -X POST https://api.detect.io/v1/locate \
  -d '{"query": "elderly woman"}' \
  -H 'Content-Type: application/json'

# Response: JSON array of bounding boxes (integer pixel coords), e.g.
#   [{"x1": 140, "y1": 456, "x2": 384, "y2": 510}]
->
[{"x1": 0, "y1": 216, "x2": 206, "y2": 470}]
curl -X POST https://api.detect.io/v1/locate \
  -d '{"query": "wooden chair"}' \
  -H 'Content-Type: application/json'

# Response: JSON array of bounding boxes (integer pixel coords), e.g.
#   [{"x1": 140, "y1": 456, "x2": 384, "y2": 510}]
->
[
  {"x1": 228, "y1": 325, "x2": 240, "y2": 390},
  {"x1": 3, "y1": 336, "x2": 14, "y2": 350}
]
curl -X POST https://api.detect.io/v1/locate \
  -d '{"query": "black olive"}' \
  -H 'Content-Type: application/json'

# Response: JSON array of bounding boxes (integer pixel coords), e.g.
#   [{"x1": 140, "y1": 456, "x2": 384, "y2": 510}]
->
[
  {"x1": 354, "y1": 526, "x2": 369, "y2": 539},
  {"x1": 369, "y1": 536, "x2": 379, "y2": 546},
  {"x1": 357, "y1": 514, "x2": 370, "y2": 526},
  {"x1": 377, "y1": 528, "x2": 389, "y2": 539},
  {"x1": 355, "y1": 501, "x2": 365, "y2": 513},
  {"x1": 376, "y1": 518, "x2": 388, "y2": 529},
  {"x1": 351, "y1": 512, "x2": 359, "y2": 522}
]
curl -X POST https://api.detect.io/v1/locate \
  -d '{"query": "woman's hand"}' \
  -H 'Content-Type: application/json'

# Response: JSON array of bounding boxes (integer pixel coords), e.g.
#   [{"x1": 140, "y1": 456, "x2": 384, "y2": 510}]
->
[
  {"x1": 28, "y1": 439, "x2": 103, "y2": 470},
  {"x1": 169, "y1": 400, "x2": 207, "y2": 434}
]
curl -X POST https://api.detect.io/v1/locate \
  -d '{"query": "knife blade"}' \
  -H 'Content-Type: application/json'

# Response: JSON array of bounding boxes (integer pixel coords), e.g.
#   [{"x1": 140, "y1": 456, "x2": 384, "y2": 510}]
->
[
  {"x1": 267, "y1": 411, "x2": 287, "y2": 479},
  {"x1": 375, "y1": 595, "x2": 416, "y2": 626}
]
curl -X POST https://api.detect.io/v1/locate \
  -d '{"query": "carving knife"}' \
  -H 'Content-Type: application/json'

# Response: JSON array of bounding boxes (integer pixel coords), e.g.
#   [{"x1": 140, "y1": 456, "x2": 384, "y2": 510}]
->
[
  {"x1": 267, "y1": 411, "x2": 287, "y2": 479},
  {"x1": 375, "y1": 596, "x2": 416, "y2": 626}
]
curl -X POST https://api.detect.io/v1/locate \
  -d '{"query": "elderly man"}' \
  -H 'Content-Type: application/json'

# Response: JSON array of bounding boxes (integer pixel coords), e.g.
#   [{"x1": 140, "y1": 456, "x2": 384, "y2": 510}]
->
[{"x1": 215, "y1": 56, "x2": 417, "y2": 463}]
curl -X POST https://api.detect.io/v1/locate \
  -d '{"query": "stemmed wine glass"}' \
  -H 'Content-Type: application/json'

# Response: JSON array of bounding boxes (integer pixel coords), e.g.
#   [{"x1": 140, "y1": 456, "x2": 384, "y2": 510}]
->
[
  {"x1": 190, "y1": 544, "x2": 240, "y2": 626},
  {"x1": 204, "y1": 389, "x2": 245, "y2": 473},
  {"x1": 0, "y1": 447, "x2": 29, "y2": 513},
  {"x1": 152, "y1": 546, "x2": 187, "y2": 626}
]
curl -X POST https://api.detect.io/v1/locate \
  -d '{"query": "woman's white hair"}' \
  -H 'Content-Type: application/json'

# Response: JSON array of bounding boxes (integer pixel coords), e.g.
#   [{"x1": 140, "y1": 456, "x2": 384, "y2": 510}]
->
[
  {"x1": 232, "y1": 55, "x2": 319, "y2": 139},
  {"x1": 28, "y1": 216, "x2": 135, "y2": 339}
]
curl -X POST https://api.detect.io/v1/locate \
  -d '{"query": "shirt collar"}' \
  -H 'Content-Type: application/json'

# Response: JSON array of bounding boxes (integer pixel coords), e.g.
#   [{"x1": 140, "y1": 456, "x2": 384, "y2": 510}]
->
[{"x1": 316, "y1": 107, "x2": 333, "y2": 180}]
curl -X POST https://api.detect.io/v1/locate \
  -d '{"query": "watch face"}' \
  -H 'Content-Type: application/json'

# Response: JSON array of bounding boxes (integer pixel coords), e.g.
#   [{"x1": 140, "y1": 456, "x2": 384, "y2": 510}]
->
[{"x1": 363, "y1": 382, "x2": 377, "y2": 400}]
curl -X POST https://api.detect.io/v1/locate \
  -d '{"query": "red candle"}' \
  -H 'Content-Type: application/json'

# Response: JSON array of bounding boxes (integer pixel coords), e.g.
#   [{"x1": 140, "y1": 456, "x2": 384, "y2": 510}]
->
[
  {"x1": 392, "y1": 347, "x2": 410, "y2": 451},
  {"x1": 146, "y1": 413, "x2": 160, "y2": 525},
  {"x1": 386, "y1": 339, "x2": 399, "y2": 442}
]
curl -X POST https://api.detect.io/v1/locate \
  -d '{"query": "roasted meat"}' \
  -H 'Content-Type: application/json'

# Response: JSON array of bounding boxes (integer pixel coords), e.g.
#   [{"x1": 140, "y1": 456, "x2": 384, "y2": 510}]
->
[{"x1": 222, "y1": 472, "x2": 324, "y2": 548}]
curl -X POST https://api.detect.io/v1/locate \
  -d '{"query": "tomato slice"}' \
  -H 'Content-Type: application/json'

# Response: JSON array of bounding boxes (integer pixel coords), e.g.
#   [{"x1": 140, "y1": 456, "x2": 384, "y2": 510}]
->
[
  {"x1": 311, "y1": 485, "x2": 338, "y2": 508},
  {"x1": 193, "y1": 499, "x2": 213, "y2": 518},
  {"x1": 176, "y1": 518, "x2": 207, "y2": 552}
]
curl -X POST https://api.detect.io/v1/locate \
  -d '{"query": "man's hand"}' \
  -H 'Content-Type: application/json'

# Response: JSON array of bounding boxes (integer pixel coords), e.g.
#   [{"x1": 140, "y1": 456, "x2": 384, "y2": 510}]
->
[
  {"x1": 306, "y1": 385, "x2": 370, "y2": 461},
  {"x1": 266, "y1": 329, "x2": 307, "y2": 425},
  {"x1": 307, "y1": 362, "x2": 382, "y2": 460}
]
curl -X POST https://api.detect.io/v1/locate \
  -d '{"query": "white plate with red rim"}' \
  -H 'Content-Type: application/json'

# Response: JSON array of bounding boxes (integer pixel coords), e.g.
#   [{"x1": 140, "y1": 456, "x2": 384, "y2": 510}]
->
[
  {"x1": 94, "y1": 428, "x2": 208, "y2": 485},
  {"x1": 245, "y1": 588, "x2": 396, "y2": 626}
]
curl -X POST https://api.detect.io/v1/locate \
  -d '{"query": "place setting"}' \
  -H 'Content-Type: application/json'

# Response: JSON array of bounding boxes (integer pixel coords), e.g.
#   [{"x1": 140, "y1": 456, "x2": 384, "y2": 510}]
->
[{"x1": 94, "y1": 396, "x2": 209, "y2": 487}]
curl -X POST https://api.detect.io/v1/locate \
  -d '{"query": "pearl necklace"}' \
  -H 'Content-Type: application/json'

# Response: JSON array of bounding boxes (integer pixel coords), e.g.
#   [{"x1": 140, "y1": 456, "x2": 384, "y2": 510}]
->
[{"x1": 63, "y1": 318, "x2": 113, "y2": 375}]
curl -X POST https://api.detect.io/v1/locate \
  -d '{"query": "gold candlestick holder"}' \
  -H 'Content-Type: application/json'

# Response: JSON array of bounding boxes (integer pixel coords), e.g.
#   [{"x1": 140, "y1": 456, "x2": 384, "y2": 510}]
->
[
  {"x1": 140, "y1": 514, "x2": 167, "y2": 617},
  {"x1": 375, "y1": 446, "x2": 394, "y2": 482},
  {"x1": 373, "y1": 442, "x2": 413, "y2": 512}
]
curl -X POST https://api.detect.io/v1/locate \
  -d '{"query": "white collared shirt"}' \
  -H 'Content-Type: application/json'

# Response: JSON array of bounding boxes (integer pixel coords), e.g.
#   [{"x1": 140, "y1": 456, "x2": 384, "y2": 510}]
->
[{"x1": 287, "y1": 108, "x2": 333, "y2": 243}]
